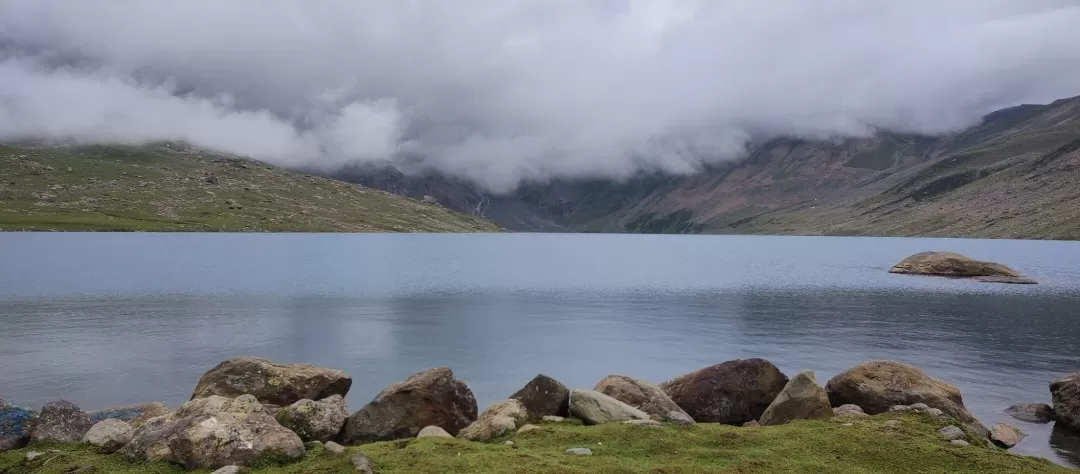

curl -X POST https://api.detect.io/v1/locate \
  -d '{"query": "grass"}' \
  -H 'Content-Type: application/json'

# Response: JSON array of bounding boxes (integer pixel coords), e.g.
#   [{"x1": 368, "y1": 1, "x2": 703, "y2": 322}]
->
[
  {"x1": 0, "y1": 414, "x2": 1068, "y2": 473},
  {"x1": 0, "y1": 143, "x2": 501, "y2": 233}
]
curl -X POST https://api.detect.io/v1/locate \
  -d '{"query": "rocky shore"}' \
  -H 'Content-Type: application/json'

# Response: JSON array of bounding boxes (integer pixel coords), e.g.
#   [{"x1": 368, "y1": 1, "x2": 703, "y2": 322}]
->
[{"x1": 2, "y1": 356, "x2": 1078, "y2": 473}]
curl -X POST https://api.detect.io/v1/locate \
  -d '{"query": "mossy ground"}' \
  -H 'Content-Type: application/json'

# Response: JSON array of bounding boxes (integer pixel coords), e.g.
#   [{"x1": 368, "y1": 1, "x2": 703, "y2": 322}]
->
[
  {"x1": 0, "y1": 144, "x2": 500, "y2": 233},
  {"x1": 0, "y1": 414, "x2": 1068, "y2": 474}
]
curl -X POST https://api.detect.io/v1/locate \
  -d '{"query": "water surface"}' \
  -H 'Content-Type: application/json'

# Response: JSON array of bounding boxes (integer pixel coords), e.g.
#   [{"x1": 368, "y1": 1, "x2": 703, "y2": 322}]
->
[{"x1": 1, "y1": 233, "x2": 1079, "y2": 465}]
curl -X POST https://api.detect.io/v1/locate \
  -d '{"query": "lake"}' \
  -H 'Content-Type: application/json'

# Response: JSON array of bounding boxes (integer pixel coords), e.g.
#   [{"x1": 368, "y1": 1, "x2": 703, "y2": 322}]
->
[{"x1": 1, "y1": 232, "x2": 1080, "y2": 466}]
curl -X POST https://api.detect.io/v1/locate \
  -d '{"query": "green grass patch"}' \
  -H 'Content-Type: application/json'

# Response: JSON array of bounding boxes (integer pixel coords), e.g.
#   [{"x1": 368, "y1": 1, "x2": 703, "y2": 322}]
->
[{"x1": 0, "y1": 414, "x2": 1067, "y2": 473}]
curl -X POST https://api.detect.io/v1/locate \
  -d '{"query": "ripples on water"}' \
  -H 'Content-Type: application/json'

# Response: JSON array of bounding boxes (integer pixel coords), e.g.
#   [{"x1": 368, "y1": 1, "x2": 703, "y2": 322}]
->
[{"x1": 1, "y1": 233, "x2": 1079, "y2": 465}]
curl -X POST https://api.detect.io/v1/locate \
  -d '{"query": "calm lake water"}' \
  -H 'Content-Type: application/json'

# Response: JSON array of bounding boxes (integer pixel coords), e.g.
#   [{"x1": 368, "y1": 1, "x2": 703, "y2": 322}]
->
[{"x1": 2, "y1": 233, "x2": 1080, "y2": 466}]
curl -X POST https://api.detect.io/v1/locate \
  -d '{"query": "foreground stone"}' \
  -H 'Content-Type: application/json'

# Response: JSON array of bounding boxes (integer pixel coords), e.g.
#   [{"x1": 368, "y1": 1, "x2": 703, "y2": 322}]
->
[
  {"x1": 510, "y1": 374, "x2": 570, "y2": 419},
  {"x1": 324, "y1": 441, "x2": 346, "y2": 455},
  {"x1": 275, "y1": 395, "x2": 348, "y2": 442},
  {"x1": 0, "y1": 401, "x2": 35, "y2": 452},
  {"x1": 352, "y1": 453, "x2": 374, "y2": 473},
  {"x1": 1050, "y1": 374, "x2": 1080, "y2": 432},
  {"x1": 990, "y1": 423, "x2": 1026, "y2": 449},
  {"x1": 82, "y1": 419, "x2": 134, "y2": 453},
  {"x1": 342, "y1": 367, "x2": 477, "y2": 443},
  {"x1": 417, "y1": 426, "x2": 453, "y2": 438},
  {"x1": 760, "y1": 370, "x2": 832, "y2": 426},
  {"x1": 594, "y1": 375, "x2": 693, "y2": 424},
  {"x1": 825, "y1": 360, "x2": 988, "y2": 437},
  {"x1": 30, "y1": 400, "x2": 92, "y2": 443},
  {"x1": 660, "y1": 359, "x2": 788, "y2": 424},
  {"x1": 209, "y1": 467, "x2": 241, "y2": 474},
  {"x1": 542, "y1": 416, "x2": 565, "y2": 423},
  {"x1": 1004, "y1": 403, "x2": 1056, "y2": 424},
  {"x1": 832, "y1": 404, "x2": 867, "y2": 418},
  {"x1": 939, "y1": 426, "x2": 965, "y2": 441},
  {"x1": 568, "y1": 389, "x2": 650, "y2": 425},
  {"x1": 191, "y1": 356, "x2": 352, "y2": 406},
  {"x1": 88, "y1": 402, "x2": 170, "y2": 428},
  {"x1": 459, "y1": 399, "x2": 528, "y2": 442},
  {"x1": 565, "y1": 447, "x2": 593, "y2": 455},
  {"x1": 888, "y1": 251, "x2": 1030, "y2": 283}
]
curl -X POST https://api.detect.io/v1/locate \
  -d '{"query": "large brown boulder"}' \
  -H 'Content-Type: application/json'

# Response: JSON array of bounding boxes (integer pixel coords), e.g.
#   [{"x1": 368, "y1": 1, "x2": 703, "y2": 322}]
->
[
  {"x1": 660, "y1": 359, "x2": 788, "y2": 424},
  {"x1": 190, "y1": 357, "x2": 351, "y2": 406},
  {"x1": 888, "y1": 252, "x2": 1024, "y2": 279},
  {"x1": 509, "y1": 374, "x2": 570, "y2": 419},
  {"x1": 1051, "y1": 373, "x2": 1080, "y2": 432},
  {"x1": 594, "y1": 375, "x2": 693, "y2": 424},
  {"x1": 759, "y1": 370, "x2": 832, "y2": 426},
  {"x1": 30, "y1": 400, "x2": 93, "y2": 443},
  {"x1": 826, "y1": 361, "x2": 987, "y2": 437},
  {"x1": 341, "y1": 367, "x2": 477, "y2": 443}
]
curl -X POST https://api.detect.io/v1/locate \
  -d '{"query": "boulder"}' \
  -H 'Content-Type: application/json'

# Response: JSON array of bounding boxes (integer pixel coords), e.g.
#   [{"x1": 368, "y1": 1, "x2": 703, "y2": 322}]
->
[
  {"x1": 88, "y1": 402, "x2": 170, "y2": 428},
  {"x1": 509, "y1": 374, "x2": 570, "y2": 419},
  {"x1": 990, "y1": 423, "x2": 1025, "y2": 449},
  {"x1": 191, "y1": 356, "x2": 351, "y2": 406},
  {"x1": 0, "y1": 402, "x2": 35, "y2": 452},
  {"x1": 660, "y1": 359, "x2": 788, "y2": 424},
  {"x1": 167, "y1": 412, "x2": 305, "y2": 470},
  {"x1": 1050, "y1": 373, "x2": 1080, "y2": 432},
  {"x1": 177, "y1": 394, "x2": 263, "y2": 419},
  {"x1": 341, "y1": 367, "x2": 477, "y2": 443},
  {"x1": 832, "y1": 404, "x2": 867, "y2": 418},
  {"x1": 324, "y1": 441, "x2": 345, "y2": 455},
  {"x1": 568, "y1": 389, "x2": 650, "y2": 425},
  {"x1": 742, "y1": 420, "x2": 760, "y2": 427},
  {"x1": 826, "y1": 361, "x2": 987, "y2": 437},
  {"x1": 1004, "y1": 403, "x2": 1056, "y2": 424},
  {"x1": 459, "y1": 399, "x2": 528, "y2": 442},
  {"x1": 939, "y1": 425, "x2": 965, "y2": 441},
  {"x1": 542, "y1": 416, "x2": 565, "y2": 423},
  {"x1": 275, "y1": 395, "x2": 348, "y2": 442},
  {"x1": 118, "y1": 415, "x2": 181, "y2": 462},
  {"x1": 30, "y1": 400, "x2": 92, "y2": 443},
  {"x1": 417, "y1": 426, "x2": 453, "y2": 438},
  {"x1": 352, "y1": 452, "x2": 374, "y2": 474},
  {"x1": 594, "y1": 375, "x2": 693, "y2": 424},
  {"x1": 888, "y1": 251, "x2": 1028, "y2": 282},
  {"x1": 759, "y1": 370, "x2": 832, "y2": 426},
  {"x1": 82, "y1": 419, "x2": 134, "y2": 453}
]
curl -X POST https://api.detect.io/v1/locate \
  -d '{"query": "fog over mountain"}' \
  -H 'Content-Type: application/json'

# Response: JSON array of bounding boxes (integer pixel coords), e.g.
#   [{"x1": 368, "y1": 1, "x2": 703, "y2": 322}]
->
[{"x1": 2, "y1": 1, "x2": 1080, "y2": 192}]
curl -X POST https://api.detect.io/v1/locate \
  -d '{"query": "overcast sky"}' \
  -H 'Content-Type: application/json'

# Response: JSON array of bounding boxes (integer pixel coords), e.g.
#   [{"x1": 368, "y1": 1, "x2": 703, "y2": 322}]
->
[{"x1": 2, "y1": 1, "x2": 1080, "y2": 192}]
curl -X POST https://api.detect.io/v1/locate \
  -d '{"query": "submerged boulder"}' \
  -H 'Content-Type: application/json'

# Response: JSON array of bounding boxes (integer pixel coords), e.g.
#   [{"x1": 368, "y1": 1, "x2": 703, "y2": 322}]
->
[
  {"x1": 826, "y1": 361, "x2": 987, "y2": 437},
  {"x1": 0, "y1": 401, "x2": 35, "y2": 452},
  {"x1": 88, "y1": 402, "x2": 170, "y2": 428},
  {"x1": 1004, "y1": 403, "x2": 1056, "y2": 424},
  {"x1": 568, "y1": 389, "x2": 650, "y2": 425},
  {"x1": 82, "y1": 419, "x2": 134, "y2": 453},
  {"x1": 888, "y1": 251, "x2": 1032, "y2": 283},
  {"x1": 660, "y1": 359, "x2": 788, "y2": 424},
  {"x1": 30, "y1": 400, "x2": 93, "y2": 443},
  {"x1": 594, "y1": 375, "x2": 693, "y2": 424},
  {"x1": 759, "y1": 370, "x2": 832, "y2": 426},
  {"x1": 459, "y1": 399, "x2": 528, "y2": 441},
  {"x1": 342, "y1": 367, "x2": 477, "y2": 443},
  {"x1": 275, "y1": 395, "x2": 348, "y2": 442},
  {"x1": 990, "y1": 423, "x2": 1026, "y2": 449},
  {"x1": 1051, "y1": 373, "x2": 1080, "y2": 432},
  {"x1": 190, "y1": 356, "x2": 352, "y2": 406},
  {"x1": 509, "y1": 374, "x2": 570, "y2": 419}
]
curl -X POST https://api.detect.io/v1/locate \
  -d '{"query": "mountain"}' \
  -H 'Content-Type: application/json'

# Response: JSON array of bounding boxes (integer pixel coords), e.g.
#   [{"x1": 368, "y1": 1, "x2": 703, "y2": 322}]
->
[
  {"x1": 0, "y1": 144, "x2": 500, "y2": 232},
  {"x1": 333, "y1": 95, "x2": 1080, "y2": 239}
]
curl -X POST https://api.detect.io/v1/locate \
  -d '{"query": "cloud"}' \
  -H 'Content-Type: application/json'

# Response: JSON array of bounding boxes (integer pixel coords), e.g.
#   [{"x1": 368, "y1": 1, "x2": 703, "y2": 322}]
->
[{"x1": 2, "y1": 0, "x2": 1080, "y2": 193}]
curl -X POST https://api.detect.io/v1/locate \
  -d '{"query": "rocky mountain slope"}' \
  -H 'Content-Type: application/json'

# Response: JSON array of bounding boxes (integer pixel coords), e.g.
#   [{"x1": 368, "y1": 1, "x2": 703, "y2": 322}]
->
[
  {"x1": 335, "y1": 95, "x2": 1080, "y2": 239},
  {"x1": 0, "y1": 144, "x2": 500, "y2": 232}
]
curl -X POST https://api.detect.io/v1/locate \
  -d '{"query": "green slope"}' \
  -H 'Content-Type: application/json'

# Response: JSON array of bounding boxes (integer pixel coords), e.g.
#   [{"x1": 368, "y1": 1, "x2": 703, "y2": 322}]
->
[{"x1": 0, "y1": 144, "x2": 500, "y2": 233}]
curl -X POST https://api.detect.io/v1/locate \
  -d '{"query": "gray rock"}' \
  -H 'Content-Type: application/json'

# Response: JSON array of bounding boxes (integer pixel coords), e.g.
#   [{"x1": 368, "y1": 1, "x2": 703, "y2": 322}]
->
[
  {"x1": 191, "y1": 356, "x2": 352, "y2": 406},
  {"x1": 661, "y1": 358, "x2": 788, "y2": 425},
  {"x1": 82, "y1": 419, "x2": 134, "y2": 453},
  {"x1": 167, "y1": 412, "x2": 306, "y2": 470},
  {"x1": 510, "y1": 374, "x2": 571, "y2": 419},
  {"x1": 759, "y1": 370, "x2": 832, "y2": 426},
  {"x1": 910, "y1": 403, "x2": 931, "y2": 411},
  {"x1": 1052, "y1": 374, "x2": 1080, "y2": 432},
  {"x1": 926, "y1": 408, "x2": 945, "y2": 417},
  {"x1": 565, "y1": 447, "x2": 593, "y2": 455},
  {"x1": 593, "y1": 375, "x2": 693, "y2": 424},
  {"x1": 623, "y1": 419, "x2": 662, "y2": 428},
  {"x1": 459, "y1": 399, "x2": 528, "y2": 441},
  {"x1": 352, "y1": 452, "x2": 374, "y2": 473},
  {"x1": 742, "y1": 420, "x2": 761, "y2": 427},
  {"x1": 568, "y1": 389, "x2": 650, "y2": 425},
  {"x1": 118, "y1": 415, "x2": 180, "y2": 462},
  {"x1": 951, "y1": 439, "x2": 970, "y2": 447},
  {"x1": 990, "y1": 423, "x2": 1026, "y2": 449},
  {"x1": 276, "y1": 395, "x2": 348, "y2": 442},
  {"x1": 88, "y1": 402, "x2": 170, "y2": 428},
  {"x1": 832, "y1": 404, "x2": 867, "y2": 418},
  {"x1": 422, "y1": 195, "x2": 439, "y2": 204},
  {"x1": 542, "y1": 416, "x2": 565, "y2": 423},
  {"x1": 888, "y1": 405, "x2": 913, "y2": 412},
  {"x1": 324, "y1": 441, "x2": 346, "y2": 455},
  {"x1": 939, "y1": 425, "x2": 965, "y2": 441},
  {"x1": 342, "y1": 367, "x2": 477, "y2": 443},
  {"x1": 31, "y1": 400, "x2": 92, "y2": 443},
  {"x1": 25, "y1": 451, "x2": 44, "y2": 461},
  {"x1": 417, "y1": 426, "x2": 453, "y2": 438},
  {"x1": 517, "y1": 424, "x2": 538, "y2": 434},
  {"x1": 210, "y1": 467, "x2": 242, "y2": 474},
  {"x1": 1005, "y1": 403, "x2": 1056, "y2": 424}
]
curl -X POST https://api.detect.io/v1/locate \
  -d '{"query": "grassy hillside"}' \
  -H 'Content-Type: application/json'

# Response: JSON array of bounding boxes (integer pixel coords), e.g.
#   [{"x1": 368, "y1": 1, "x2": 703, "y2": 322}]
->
[
  {"x1": 0, "y1": 144, "x2": 500, "y2": 233},
  {"x1": 0, "y1": 413, "x2": 1068, "y2": 473}
]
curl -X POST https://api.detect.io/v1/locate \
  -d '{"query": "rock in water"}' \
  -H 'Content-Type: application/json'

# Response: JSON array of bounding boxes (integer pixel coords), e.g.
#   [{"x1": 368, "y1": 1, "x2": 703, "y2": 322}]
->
[
  {"x1": 88, "y1": 402, "x2": 170, "y2": 428},
  {"x1": 417, "y1": 426, "x2": 453, "y2": 438},
  {"x1": 30, "y1": 400, "x2": 92, "y2": 443},
  {"x1": 888, "y1": 251, "x2": 1031, "y2": 283},
  {"x1": 1051, "y1": 374, "x2": 1080, "y2": 432},
  {"x1": 342, "y1": 367, "x2": 477, "y2": 443},
  {"x1": 594, "y1": 375, "x2": 693, "y2": 424},
  {"x1": 0, "y1": 402, "x2": 35, "y2": 452},
  {"x1": 1004, "y1": 403, "x2": 1056, "y2": 424},
  {"x1": 509, "y1": 374, "x2": 570, "y2": 419},
  {"x1": 191, "y1": 356, "x2": 351, "y2": 406},
  {"x1": 167, "y1": 412, "x2": 305, "y2": 469},
  {"x1": 275, "y1": 395, "x2": 348, "y2": 442},
  {"x1": 660, "y1": 359, "x2": 788, "y2": 424},
  {"x1": 990, "y1": 423, "x2": 1026, "y2": 449},
  {"x1": 568, "y1": 389, "x2": 650, "y2": 425},
  {"x1": 826, "y1": 360, "x2": 988, "y2": 437},
  {"x1": 759, "y1": 370, "x2": 832, "y2": 426},
  {"x1": 459, "y1": 399, "x2": 528, "y2": 441},
  {"x1": 832, "y1": 404, "x2": 867, "y2": 418},
  {"x1": 82, "y1": 419, "x2": 134, "y2": 453}
]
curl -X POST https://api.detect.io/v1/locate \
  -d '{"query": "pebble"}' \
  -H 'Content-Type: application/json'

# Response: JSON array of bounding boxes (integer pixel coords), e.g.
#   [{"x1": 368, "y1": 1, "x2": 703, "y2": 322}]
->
[
  {"x1": 209, "y1": 467, "x2": 241, "y2": 474},
  {"x1": 517, "y1": 424, "x2": 538, "y2": 434},
  {"x1": 542, "y1": 416, "x2": 565, "y2": 423},
  {"x1": 351, "y1": 452, "x2": 374, "y2": 473},
  {"x1": 938, "y1": 426, "x2": 965, "y2": 441},
  {"x1": 324, "y1": 441, "x2": 345, "y2": 455},
  {"x1": 951, "y1": 439, "x2": 970, "y2": 447},
  {"x1": 565, "y1": 448, "x2": 593, "y2": 456},
  {"x1": 884, "y1": 420, "x2": 902, "y2": 427}
]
